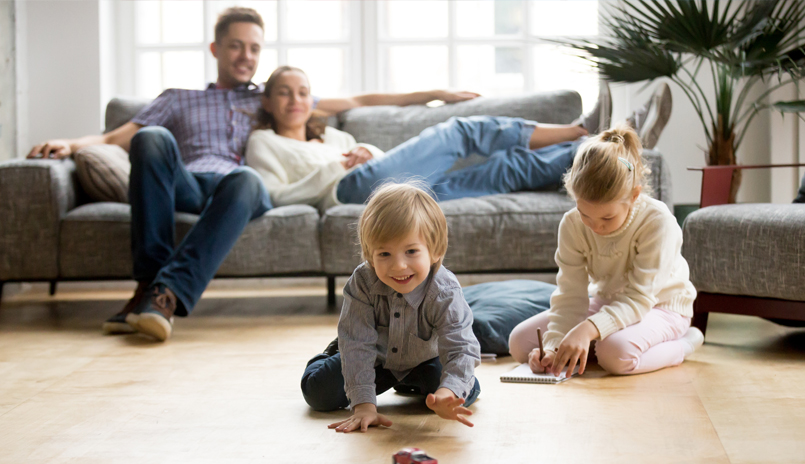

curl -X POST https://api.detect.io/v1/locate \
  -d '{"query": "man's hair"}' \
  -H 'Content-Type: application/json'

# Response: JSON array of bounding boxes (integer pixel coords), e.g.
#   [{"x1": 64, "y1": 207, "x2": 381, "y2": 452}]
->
[
  {"x1": 214, "y1": 7, "x2": 264, "y2": 43},
  {"x1": 358, "y1": 182, "x2": 448, "y2": 270}
]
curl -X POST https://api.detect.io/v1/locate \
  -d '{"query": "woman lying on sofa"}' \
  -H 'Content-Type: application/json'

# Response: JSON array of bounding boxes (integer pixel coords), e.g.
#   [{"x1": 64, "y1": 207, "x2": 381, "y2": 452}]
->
[{"x1": 245, "y1": 66, "x2": 600, "y2": 211}]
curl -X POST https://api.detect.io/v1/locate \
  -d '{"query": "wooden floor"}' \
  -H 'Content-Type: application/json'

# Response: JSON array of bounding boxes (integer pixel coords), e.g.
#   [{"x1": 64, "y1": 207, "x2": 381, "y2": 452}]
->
[{"x1": 1, "y1": 279, "x2": 804, "y2": 464}]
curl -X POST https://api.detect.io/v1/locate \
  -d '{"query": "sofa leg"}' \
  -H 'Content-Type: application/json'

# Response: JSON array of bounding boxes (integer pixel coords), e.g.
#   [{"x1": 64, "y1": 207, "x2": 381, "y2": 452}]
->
[
  {"x1": 49, "y1": 280, "x2": 58, "y2": 296},
  {"x1": 327, "y1": 276, "x2": 336, "y2": 310},
  {"x1": 692, "y1": 311, "x2": 709, "y2": 338},
  {"x1": 691, "y1": 296, "x2": 709, "y2": 338}
]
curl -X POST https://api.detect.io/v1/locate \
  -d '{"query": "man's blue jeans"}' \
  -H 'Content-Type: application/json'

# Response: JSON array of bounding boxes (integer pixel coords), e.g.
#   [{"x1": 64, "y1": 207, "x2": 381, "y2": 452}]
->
[
  {"x1": 129, "y1": 126, "x2": 272, "y2": 315},
  {"x1": 301, "y1": 352, "x2": 481, "y2": 412},
  {"x1": 336, "y1": 116, "x2": 582, "y2": 204}
]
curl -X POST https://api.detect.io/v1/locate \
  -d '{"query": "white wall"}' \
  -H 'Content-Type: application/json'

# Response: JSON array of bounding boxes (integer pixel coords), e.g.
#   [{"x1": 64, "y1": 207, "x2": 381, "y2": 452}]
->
[
  {"x1": 20, "y1": 0, "x2": 102, "y2": 151},
  {"x1": 769, "y1": 85, "x2": 802, "y2": 203},
  {"x1": 0, "y1": 0, "x2": 16, "y2": 161}
]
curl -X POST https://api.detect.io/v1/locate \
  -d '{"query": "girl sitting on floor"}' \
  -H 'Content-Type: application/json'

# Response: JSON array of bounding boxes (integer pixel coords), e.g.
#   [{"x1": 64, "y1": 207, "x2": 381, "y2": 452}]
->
[{"x1": 508, "y1": 125, "x2": 704, "y2": 376}]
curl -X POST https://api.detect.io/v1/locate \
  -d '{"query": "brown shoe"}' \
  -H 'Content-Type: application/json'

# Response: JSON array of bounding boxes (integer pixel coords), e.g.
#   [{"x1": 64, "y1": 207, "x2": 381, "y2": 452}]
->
[
  {"x1": 102, "y1": 281, "x2": 150, "y2": 335},
  {"x1": 132, "y1": 284, "x2": 177, "y2": 342}
]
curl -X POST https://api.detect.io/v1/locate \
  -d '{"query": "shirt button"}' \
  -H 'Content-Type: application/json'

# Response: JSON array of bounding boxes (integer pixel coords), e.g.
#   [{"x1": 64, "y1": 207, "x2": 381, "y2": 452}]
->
[
  {"x1": 396, "y1": 292, "x2": 403, "y2": 298},
  {"x1": 394, "y1": 312, "x2": 400, "y2": 318},
  {"x1": 391, "y1": 347, "x2": 398, "y2": 353}
]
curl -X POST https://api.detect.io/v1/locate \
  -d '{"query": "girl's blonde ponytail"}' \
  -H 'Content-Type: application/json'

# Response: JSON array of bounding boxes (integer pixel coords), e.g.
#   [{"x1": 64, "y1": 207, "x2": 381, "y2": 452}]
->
[{"x1": 564, "y1": 124, "x2": 651, "y2": 203}]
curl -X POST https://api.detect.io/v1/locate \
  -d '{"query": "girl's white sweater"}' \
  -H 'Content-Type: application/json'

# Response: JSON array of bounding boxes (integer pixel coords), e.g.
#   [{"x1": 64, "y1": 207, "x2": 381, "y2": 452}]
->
[
  {"x1": 246, "y1": 127, "x2": 385, "y2": 211},
  {"x1": 543, "y1": 195, "x2": 697, "y2": 352}
]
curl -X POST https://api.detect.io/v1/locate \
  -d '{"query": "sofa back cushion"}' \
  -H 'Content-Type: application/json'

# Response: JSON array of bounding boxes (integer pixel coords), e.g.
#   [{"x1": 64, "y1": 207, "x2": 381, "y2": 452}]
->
[
  {"x1": 105, "y1": 97, "x2": 152, "y2": 133},
  {"x1": 104, "y1": 90, "x2": 582, "y2": 147},
  {"x1": 337, "y1": 90, "x2": 582, "y2": 151}
]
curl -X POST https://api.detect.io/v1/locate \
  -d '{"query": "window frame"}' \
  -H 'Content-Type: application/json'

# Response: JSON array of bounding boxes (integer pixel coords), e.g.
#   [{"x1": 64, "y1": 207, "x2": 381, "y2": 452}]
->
[
  {"x1": 372, "y1": 1, "x2": 599, "y2": 96},
  {"x1": 117, "y1": 0, "x2": 597, "y2": 101}
]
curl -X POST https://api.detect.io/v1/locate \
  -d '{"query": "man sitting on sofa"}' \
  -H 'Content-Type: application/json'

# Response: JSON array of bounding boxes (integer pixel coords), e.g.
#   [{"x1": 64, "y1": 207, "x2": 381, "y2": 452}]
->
[{"x1": 26, "y1": 7, "x2": 478, "y2": 342}]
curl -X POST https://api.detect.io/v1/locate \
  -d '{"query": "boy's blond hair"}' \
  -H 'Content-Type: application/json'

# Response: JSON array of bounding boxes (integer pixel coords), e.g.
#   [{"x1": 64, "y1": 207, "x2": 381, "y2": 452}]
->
[
  {"x1": 564, "y1": 124, "x2": 652, "y2": 203},
  {"x1": 358, "y1": 182, "x2": 448, "y2": 269}
]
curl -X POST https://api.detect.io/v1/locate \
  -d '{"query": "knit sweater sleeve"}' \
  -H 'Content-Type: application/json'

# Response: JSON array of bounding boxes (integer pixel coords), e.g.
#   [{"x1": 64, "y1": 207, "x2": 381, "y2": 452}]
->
[
  {"x1": 587, "y1": 212, "x2": 683, "y2": 339},
  {"x1": 246, "y1": 130, "x2": 345, "y2": 208},
  {"x1": 323, "y1": 127, "x2": 386, "y2": 160},
  {"x1": 543, "y1": 213, "x2": 591, "y2": 352}
]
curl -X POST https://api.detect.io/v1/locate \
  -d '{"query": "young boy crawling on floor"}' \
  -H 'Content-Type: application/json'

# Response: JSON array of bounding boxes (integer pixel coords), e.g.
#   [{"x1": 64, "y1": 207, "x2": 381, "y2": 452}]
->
[{"x1": 300, "y1": 182, "x2": 482, "y2": 432}]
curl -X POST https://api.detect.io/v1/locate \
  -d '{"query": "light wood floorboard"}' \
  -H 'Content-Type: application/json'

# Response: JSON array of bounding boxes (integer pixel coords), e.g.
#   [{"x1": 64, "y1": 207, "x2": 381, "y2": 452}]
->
[{"x1": 0, "y1": 280, "x2": 803, "y2": 463}]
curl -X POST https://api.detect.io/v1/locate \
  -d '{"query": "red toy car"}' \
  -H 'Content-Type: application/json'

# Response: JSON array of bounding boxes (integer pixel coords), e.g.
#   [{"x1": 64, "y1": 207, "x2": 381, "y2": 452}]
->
[{"x1": 392, "y1": 448, "x2": 437, "y2": 464}]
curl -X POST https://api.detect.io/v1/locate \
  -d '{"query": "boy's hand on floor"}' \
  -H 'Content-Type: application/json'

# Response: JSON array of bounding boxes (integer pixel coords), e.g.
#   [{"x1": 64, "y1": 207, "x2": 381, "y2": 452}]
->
[
  {"x1": 426, "y1": 387, "x2": 474, "y2": 427},
  {"x1": 327, "y1": 403, "x2": 392, "y2": 433}
]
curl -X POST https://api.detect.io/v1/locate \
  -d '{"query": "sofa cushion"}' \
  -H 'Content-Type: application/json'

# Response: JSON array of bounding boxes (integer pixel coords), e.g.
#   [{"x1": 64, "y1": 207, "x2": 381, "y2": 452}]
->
[
  {"x1": 465, "y1": 279, "x2": 555, "y2": 355},
  {"x1": 105, "y1": 97, "x2": 151, "y2": 133},
  {"x1": 642, "y1": 150, "x2": 673, "y2": 210},
  {"x1": 682, "y1": 204, "x2": 805, "y2": 301},
  {"x1": 320, "y1": 191, "x2": 575, "y2": 276},
  {"x1": 59, "y1": 203, "x2": 323, "y2": 278},
  {"x1": 74, "y1": 144, "x2": 130, "y2": 203},
  {"x1": 338, "y1": 90, "x2": 582, "y2": 152}
]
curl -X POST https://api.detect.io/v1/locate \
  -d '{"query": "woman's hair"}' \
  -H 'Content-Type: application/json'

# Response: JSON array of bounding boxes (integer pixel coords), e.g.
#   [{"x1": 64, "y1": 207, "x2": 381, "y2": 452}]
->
[
  {"x1": 358, "y1": 181, "x2": 448, "y2": 270},
  {"x1": 563, "y1": 124, "x2": 652, "y2": 203},
  {"x1": 255, "y1": 66, "x2": 327, "y2": 141}
]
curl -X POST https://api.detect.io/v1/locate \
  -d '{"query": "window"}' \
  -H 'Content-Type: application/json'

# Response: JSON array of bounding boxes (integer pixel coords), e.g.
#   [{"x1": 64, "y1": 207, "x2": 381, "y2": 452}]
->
[
  {"x1": 377, "y1": 0, "x2": 599, "y2": 111},
  {"x1": 130, "y1": 0, "x2": 355, "y2": 99},
  {"x1": 128, "y1": 0, "x2": 598, "y2": 110}
]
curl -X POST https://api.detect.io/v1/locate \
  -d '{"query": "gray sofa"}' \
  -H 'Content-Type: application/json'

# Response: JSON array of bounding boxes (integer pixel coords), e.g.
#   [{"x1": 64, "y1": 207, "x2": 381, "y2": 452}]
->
[
  {"x1": 0, "y1": 90, "x2": 673, "y2": 304},
  {"x1": 682, "y1": 164, "x2": 805, "y2": 334}
]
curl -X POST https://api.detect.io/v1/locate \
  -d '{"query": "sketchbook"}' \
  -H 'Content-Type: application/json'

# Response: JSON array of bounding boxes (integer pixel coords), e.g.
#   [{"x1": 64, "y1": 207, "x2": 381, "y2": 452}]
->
[{"x1": 500, "y1": 363, "x2": 579, "y2": 384}]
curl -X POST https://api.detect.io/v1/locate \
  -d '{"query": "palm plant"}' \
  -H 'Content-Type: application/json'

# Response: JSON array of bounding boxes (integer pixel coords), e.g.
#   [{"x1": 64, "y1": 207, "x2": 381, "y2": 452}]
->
[{"x1": 555, "y1": 0, "x2": 805, "y2": 202}]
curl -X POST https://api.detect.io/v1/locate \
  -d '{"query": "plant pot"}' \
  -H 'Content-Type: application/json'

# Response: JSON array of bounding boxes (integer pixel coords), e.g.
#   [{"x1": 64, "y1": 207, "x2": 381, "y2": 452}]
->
[{"x1": 708, "y1": 121, "x2": 741, "y2": 203}]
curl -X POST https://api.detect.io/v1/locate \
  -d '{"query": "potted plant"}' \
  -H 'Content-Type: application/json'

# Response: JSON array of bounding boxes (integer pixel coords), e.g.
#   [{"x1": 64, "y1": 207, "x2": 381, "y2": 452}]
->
[{"x1": 556, "y1": 0, "x2": 805, "y2": 202}]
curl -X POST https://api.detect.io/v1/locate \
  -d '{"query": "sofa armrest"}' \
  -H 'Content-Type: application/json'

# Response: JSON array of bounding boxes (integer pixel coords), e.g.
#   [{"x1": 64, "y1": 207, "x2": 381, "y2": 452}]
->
[
  {"x1": 642, "y1": 149, "x2": 673, "y2": 211},
  {"x1": 0, "y1": 159, "x2": 78, "y2": 281}
]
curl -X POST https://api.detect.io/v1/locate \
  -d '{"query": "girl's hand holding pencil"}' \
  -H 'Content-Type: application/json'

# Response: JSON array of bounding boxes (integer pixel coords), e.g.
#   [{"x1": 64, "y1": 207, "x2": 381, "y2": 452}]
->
[
  {"x1": 528, "y1": 348, "x2": 555, "y2": 373},
  {"x1": 527, "y1": 328, "x2": 554, "y2": 374},
  {"x1": 550, "y1": 320, "x2": 600, "y2": 377}
]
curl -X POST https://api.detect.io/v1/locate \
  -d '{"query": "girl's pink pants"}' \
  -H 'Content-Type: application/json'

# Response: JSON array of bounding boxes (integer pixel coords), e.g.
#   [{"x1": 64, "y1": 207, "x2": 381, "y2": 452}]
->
[{"x1": 508, "y1": 298, "x2": 692, "y2": 375}]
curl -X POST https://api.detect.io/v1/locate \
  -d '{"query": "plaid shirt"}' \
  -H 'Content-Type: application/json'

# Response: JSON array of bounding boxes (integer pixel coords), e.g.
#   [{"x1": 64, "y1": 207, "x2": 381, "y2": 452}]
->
[
  {"x1": 338, "y1": 262, "x2": 481, "y2": 407},
  {"x1": 131, "y1": 83, "x2": 263, "y2": 175}
]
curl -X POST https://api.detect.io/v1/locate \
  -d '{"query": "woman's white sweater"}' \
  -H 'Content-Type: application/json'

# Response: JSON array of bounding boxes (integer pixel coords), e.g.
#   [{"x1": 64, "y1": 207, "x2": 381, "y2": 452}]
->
[
  {"x1": 543, "y1": 195, "x2": 697, "y2": 352},
  {"x1": 246, "y1": 127, "x2": 385, "y2": 211}
]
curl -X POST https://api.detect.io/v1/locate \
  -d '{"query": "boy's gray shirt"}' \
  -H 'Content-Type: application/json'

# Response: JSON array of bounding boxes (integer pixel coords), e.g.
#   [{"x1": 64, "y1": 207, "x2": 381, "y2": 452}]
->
[{"x1": 338, "y1": 262, "x2": 481, "y2": 408}]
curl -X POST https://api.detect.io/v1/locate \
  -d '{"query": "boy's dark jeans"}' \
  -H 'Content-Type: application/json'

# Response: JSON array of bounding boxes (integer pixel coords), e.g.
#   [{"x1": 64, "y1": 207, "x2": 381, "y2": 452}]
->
[{"x1": 301, "y1": 352, "x2": 481, "y2": 412}]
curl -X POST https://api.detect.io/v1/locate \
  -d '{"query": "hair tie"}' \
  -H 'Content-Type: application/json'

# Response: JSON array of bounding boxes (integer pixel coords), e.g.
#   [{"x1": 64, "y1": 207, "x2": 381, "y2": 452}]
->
[
  {"x1": 618, "y1": 157, "x2": 633, "y2": 171},
  {"x1": 606, "y1": 134, "x2": 625, "y2": 144}
]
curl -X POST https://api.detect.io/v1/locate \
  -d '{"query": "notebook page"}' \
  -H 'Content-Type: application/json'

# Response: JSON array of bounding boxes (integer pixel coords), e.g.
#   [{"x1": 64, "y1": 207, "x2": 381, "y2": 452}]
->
[{"x1": 500, "y1": 363, "x2": 579, "y2": 384}]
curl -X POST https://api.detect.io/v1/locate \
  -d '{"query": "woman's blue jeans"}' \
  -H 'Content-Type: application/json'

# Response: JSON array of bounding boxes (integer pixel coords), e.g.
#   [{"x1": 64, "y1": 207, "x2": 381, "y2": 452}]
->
[
  {"x1": 301, "y1": 352, "x2": 481, "y2": 412},
  {"x1": 129, "y1": 126, "x2": 272, "y2": 314},
  {"x1": 336, "y1": 116, "x2": 582, "y2": 204}
]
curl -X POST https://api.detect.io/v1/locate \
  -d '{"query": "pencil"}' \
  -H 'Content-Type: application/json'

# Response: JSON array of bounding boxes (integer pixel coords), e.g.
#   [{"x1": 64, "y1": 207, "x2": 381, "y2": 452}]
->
[{"x1": 537, "y1": 328, "x2": 544, "y2": 362}]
